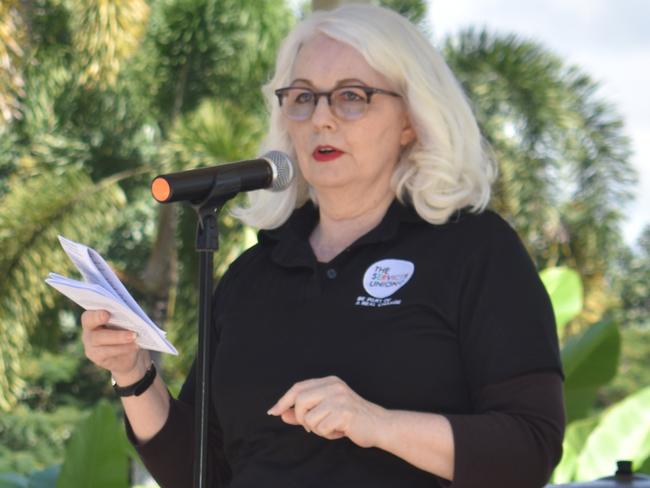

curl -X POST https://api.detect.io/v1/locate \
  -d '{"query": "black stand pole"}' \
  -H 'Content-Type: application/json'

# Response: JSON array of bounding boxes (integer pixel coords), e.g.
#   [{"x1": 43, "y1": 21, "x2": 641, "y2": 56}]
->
[{"x1": 191, "y1": 190, "x2": 237, "y2": 488}]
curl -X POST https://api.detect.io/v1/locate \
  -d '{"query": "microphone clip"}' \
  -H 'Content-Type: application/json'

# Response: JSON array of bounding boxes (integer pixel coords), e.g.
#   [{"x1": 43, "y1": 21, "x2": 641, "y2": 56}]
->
[{"x1": 191, "y1": 176, "x2": 240, "y2": 252}]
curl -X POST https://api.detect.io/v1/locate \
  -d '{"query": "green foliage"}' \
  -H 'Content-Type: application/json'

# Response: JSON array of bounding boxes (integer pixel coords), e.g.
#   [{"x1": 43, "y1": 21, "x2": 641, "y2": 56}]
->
[
  {"x1": 27, "y1": 0, "x2": 72, "y2": 52},
  {"x1": 600, "y1": 325, "x2": 650, "y2": 406},
  {"x1": 612, "y1": 225, "x2": 650, "y2": 327},
  {"x1": 444, "y1": 30, "x2": 635, "y2": 325},
  {"x1": 303, "y1": 0, "x2": 429, "y2": 28},
  {"x1": 21, "y1": 339, "x2": 111, "y2": 412},
  {"x1": 552, "y1": 416, "x2": 600, "y2": 483},
  {"x1": 562, "y1": 320, "x2": 621, "y2": 423},
  {"x1": 146, "y1": 0, "x2": 293, "y2": 123},
  {"x1": 0, "y1": 0, "x2": 291, "y2": 480},
  {"x1": 0, "y1": 334, "x2": 115, "y2": 475},
  {"x1": 0, "y1": 167, "x2": 126, "y2": 410},
  {"x1": 0, "y1": 0, "x2": 26, "y2": 126},
  {"x1": 161, "y1": 99, "x2": 265, "y2": 173},
  {"x1": 67, "y1": 0, "x2": 150, "y2": 89},
  {"x1": 542, "y1": 267, "x2": 650, "y2": 482},
  {"x1": 0, "y1": 466, "x2": 60, "y2": 488},
  {"x1": 0, "y1": 128, "x2": 20, "y2": 196},
  {"x1": 379, "y1": 0, "x2": 428, "y2": 26},
  {"x1": 540, "y1": 266, "x2": 583, "y2": 335},
  {"x1": 16, "y1": 51, "x2": 76, "y2": 139},
  {"x1": 542, "y1": 265, "x2": 621, "y2": 423},
  {"x1": 103, "y1": 188, "x2": 160, "y2": 284},
  {"x1": 0, "y1": 405, "x2": 80, "y2": 475},
  {"x1": 0, "y1": 0, "x2": 292, "y2": 411},
  {"x1": 554, "y1": 387, "x2": 650, "y2": 482},
  {"x1": 55, "y1": 400, "x2": 131, "y2": 488},
  {"x1": 0, "y1": 400, "x2": 137, "y2": 487}
]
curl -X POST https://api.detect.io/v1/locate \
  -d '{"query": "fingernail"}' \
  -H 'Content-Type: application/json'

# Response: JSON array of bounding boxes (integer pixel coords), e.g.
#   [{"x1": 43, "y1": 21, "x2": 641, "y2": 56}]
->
[
  {"x1": 267, "y1": 406, "x2": 276, "y2": 415},
  {"x1": 304, "y1": 426, "x2": 310, "y2": 433},
  {"x1": 130, "y1": 332, "x2": 137, "y2": 341}
]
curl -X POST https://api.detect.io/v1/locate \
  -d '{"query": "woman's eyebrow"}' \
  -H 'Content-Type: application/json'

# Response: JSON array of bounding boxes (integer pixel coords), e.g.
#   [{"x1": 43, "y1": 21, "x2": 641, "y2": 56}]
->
[{"x1": 289, "y1": 78, "x2": 369, "y2": 88}]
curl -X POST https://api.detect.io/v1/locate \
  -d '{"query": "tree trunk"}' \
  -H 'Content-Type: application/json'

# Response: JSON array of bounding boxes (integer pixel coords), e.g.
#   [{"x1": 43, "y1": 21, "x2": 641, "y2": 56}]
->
[
  {"x1": 139, "y1": 50, "x2": 191, "y2": 343},
  {"x1": 141, "y1": 203, "x2": 178, "y2": 359}
]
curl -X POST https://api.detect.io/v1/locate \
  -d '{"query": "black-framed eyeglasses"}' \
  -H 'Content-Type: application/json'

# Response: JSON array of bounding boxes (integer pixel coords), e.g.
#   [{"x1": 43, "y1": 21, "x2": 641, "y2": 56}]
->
[{"x1": 274, "y1": 85, "x2": 401, "y2": 121}]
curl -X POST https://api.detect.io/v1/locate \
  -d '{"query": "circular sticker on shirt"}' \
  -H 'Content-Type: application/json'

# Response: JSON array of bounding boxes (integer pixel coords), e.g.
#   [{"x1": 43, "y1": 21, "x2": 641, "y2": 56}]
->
[{"x1": 363, "y1": 259, "x2": 415, "y2": 298}]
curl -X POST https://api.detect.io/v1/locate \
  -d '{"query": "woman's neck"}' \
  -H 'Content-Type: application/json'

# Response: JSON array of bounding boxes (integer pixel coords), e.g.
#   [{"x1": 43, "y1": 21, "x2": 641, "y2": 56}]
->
[{"x1": 309, "y1": 190, "x2": 395, "y2": 263}]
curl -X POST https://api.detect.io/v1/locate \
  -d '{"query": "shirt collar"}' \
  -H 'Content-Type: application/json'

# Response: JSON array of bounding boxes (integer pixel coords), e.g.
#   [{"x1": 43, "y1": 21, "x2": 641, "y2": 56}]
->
[{"x1": 258, "y1": 198, "x2": 423, "y2": 269}]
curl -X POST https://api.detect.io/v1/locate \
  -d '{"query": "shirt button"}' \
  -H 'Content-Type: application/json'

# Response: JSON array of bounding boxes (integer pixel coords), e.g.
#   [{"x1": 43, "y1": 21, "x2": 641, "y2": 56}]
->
[{"x1": 326, "y1": 268, "x2": 337, "y2": 279}]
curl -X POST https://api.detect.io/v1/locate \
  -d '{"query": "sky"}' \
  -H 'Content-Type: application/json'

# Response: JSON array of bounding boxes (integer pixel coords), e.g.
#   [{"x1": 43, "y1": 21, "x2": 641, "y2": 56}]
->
[{"x1": 427, "y1": 0, "x2": 650, "y2": 246}]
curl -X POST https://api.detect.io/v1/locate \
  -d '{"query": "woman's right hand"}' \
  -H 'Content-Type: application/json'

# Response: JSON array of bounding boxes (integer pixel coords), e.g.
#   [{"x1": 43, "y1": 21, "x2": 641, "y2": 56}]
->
[{"x1": 81, "y1": 309, "x2": 150, "y2": 384}]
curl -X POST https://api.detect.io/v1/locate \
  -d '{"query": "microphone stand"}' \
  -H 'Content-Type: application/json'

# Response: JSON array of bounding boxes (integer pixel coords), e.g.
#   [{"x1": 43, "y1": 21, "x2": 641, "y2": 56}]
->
[{"x1": 189, "y1": 177, "x2": 240, "y2": 488}]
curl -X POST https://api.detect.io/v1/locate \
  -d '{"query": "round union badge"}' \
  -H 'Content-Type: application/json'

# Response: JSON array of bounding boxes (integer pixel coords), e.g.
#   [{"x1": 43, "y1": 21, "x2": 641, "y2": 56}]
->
[{"x1": 362, "y1": 259, "x2": 415, "y2": 299}]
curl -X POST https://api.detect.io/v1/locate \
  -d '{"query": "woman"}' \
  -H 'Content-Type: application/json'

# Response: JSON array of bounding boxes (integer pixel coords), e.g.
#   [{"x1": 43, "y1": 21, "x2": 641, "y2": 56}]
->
[{"x1": 81, "y1": 4, "x2": 565, "y2": 487}]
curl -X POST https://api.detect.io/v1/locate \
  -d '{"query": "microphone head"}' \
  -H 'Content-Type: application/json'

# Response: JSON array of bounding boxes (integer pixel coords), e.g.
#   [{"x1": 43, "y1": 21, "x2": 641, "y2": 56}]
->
[{"x1": 262, "y1": 150, "x2": 294, "y2": 192}]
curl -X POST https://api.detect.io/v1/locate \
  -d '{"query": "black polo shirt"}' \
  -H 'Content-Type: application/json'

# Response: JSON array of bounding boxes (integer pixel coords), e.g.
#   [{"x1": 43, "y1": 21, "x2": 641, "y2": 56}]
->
[
  {"x1": 129, "y1": 199, "x2": 565, "y2": 487},
  {"x1": 170, "y1": 199, "x2": 562, "y2": 487}
]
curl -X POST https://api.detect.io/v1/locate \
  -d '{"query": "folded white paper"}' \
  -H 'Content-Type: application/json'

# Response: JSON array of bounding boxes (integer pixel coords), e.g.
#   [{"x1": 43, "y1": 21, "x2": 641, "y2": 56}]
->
[{"x1": 45, "y1": 236, "x2": 178, "y2": 355}]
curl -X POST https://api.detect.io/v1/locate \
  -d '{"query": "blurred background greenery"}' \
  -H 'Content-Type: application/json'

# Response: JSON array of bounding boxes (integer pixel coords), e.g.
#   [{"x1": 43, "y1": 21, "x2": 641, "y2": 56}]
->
[{"x1": 0, "y1": 0, "x2": 647, "y2": 486}]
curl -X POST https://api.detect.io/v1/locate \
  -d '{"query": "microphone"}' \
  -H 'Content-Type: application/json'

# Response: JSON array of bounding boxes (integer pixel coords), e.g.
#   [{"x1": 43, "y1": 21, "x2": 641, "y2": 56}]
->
[{"x1": 151, "y1": 150, "x2": 294, "y2": 204}]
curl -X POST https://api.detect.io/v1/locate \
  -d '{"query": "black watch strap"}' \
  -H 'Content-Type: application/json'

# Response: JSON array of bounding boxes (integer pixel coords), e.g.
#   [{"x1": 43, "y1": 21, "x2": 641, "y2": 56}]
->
[{"x1": 112, "y1": 362, "x2": 157, "y2": 397}]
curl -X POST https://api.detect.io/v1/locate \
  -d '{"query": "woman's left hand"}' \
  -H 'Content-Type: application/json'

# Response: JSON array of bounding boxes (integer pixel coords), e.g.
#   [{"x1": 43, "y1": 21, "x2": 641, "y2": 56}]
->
[{"x1": 267, "y1": 375, "x2": 388, "y2": 448}]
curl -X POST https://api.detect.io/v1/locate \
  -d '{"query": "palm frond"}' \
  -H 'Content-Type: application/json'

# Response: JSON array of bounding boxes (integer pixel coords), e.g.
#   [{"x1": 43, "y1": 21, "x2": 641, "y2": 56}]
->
[
  {"x1": 0, "y1": 0, "x2": 27, "y2": 124},
  {"x1": 69, "y1": 0, "x2": 150, "y2": 88},
  {"x1": 0, "y1": 167, "x2": 126, "y2": 411},
  {"x1": 444, "y1": 29, "x2": 635, "y2": 325},
  {"x1": 146, "y1": 0, "x2": 292, "y2": 123},
  {"x1": 163, "y1": 98, "x2": 265, "y2": 172}
]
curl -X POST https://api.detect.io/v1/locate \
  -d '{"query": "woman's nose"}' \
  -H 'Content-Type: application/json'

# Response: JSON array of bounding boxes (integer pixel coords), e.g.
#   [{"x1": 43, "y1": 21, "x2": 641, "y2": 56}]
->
[{"x1": 310, "y1": 95, "x2": 337, "y2": 129}]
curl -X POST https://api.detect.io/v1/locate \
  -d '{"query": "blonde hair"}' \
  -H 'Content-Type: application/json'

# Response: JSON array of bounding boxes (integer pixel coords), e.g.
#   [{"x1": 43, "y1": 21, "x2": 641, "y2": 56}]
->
[{"x1": 233, "y1": 4, "x2": 496, "y2": 229}]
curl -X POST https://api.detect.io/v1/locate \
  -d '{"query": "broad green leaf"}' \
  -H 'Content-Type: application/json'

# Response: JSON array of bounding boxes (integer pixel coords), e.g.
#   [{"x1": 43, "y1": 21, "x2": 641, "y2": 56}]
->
[
  {"x1": 635, "y1": 429, "x2": 650, "y2": 475},
  {"x1": 638, "y1": 452, "x2": 650, "y2": 475},
  {"x1": 562, "y1": 320, "x2": 620, "y2": 383},
  {"x1": 55, "y1": 401, "x2": 130, "y2": 488},
  {"x1": 576, "y1": 386, "x2": 650, "y2": 480},
  {"x1": 561, "y1": 320, "x2": 620, "y2": 422},
  {"x1": 540, "y1": 267, "x2": 583, "y2": 334},
  {"x1": 564, "y1": 386, "x2": 601, "y2": 426},
  {"x1": 551, "y1": 415, "x2": 600, "y2": 483}
]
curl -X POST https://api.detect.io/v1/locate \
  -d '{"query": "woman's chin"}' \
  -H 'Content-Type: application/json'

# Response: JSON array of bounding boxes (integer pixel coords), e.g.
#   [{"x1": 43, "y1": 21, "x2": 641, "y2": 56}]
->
[{"x1": 303, "y1": 170, "x2": 353, "y2": 193}]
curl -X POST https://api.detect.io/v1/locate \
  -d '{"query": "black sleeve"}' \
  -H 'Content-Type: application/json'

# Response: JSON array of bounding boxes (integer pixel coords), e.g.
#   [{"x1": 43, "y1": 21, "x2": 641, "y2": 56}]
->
[
  {"x1": 454, "y1": 212, "x2": 563, "y2": 391},
  {"x1": 444, "y1": 371, "x2": 565, "y2": 488},
  {"x1": 124, "y1": 395, "x2": 195, "y2": 487},
  {"x1": 439, "y1": 213, "x2": 565, "y2": 486}
]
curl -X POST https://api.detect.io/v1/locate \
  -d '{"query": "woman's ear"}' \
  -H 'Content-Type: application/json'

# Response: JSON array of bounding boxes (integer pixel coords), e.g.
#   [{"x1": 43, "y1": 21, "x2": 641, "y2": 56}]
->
[{"x1": 400, "y1": 116, "x2": 416, "y2": 146}]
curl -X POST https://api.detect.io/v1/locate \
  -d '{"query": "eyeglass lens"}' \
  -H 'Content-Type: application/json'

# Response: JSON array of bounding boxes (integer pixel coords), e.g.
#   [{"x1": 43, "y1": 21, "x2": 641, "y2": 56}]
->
[{"x1": 279, "y1": 87, "x2": 369, "y2": 120}]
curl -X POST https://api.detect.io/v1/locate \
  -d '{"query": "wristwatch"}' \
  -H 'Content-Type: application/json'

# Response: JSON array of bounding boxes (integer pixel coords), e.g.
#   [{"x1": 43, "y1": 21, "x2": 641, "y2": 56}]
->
[{"x1": 111, "y1": 362, "x2": 157, "y2": 397}]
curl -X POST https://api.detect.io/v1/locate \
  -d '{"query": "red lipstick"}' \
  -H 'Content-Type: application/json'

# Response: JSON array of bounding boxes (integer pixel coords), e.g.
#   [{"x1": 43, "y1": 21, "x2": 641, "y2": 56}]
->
[{"x1": 313, "y1": 145, "x2": 344, "y2": 162}]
